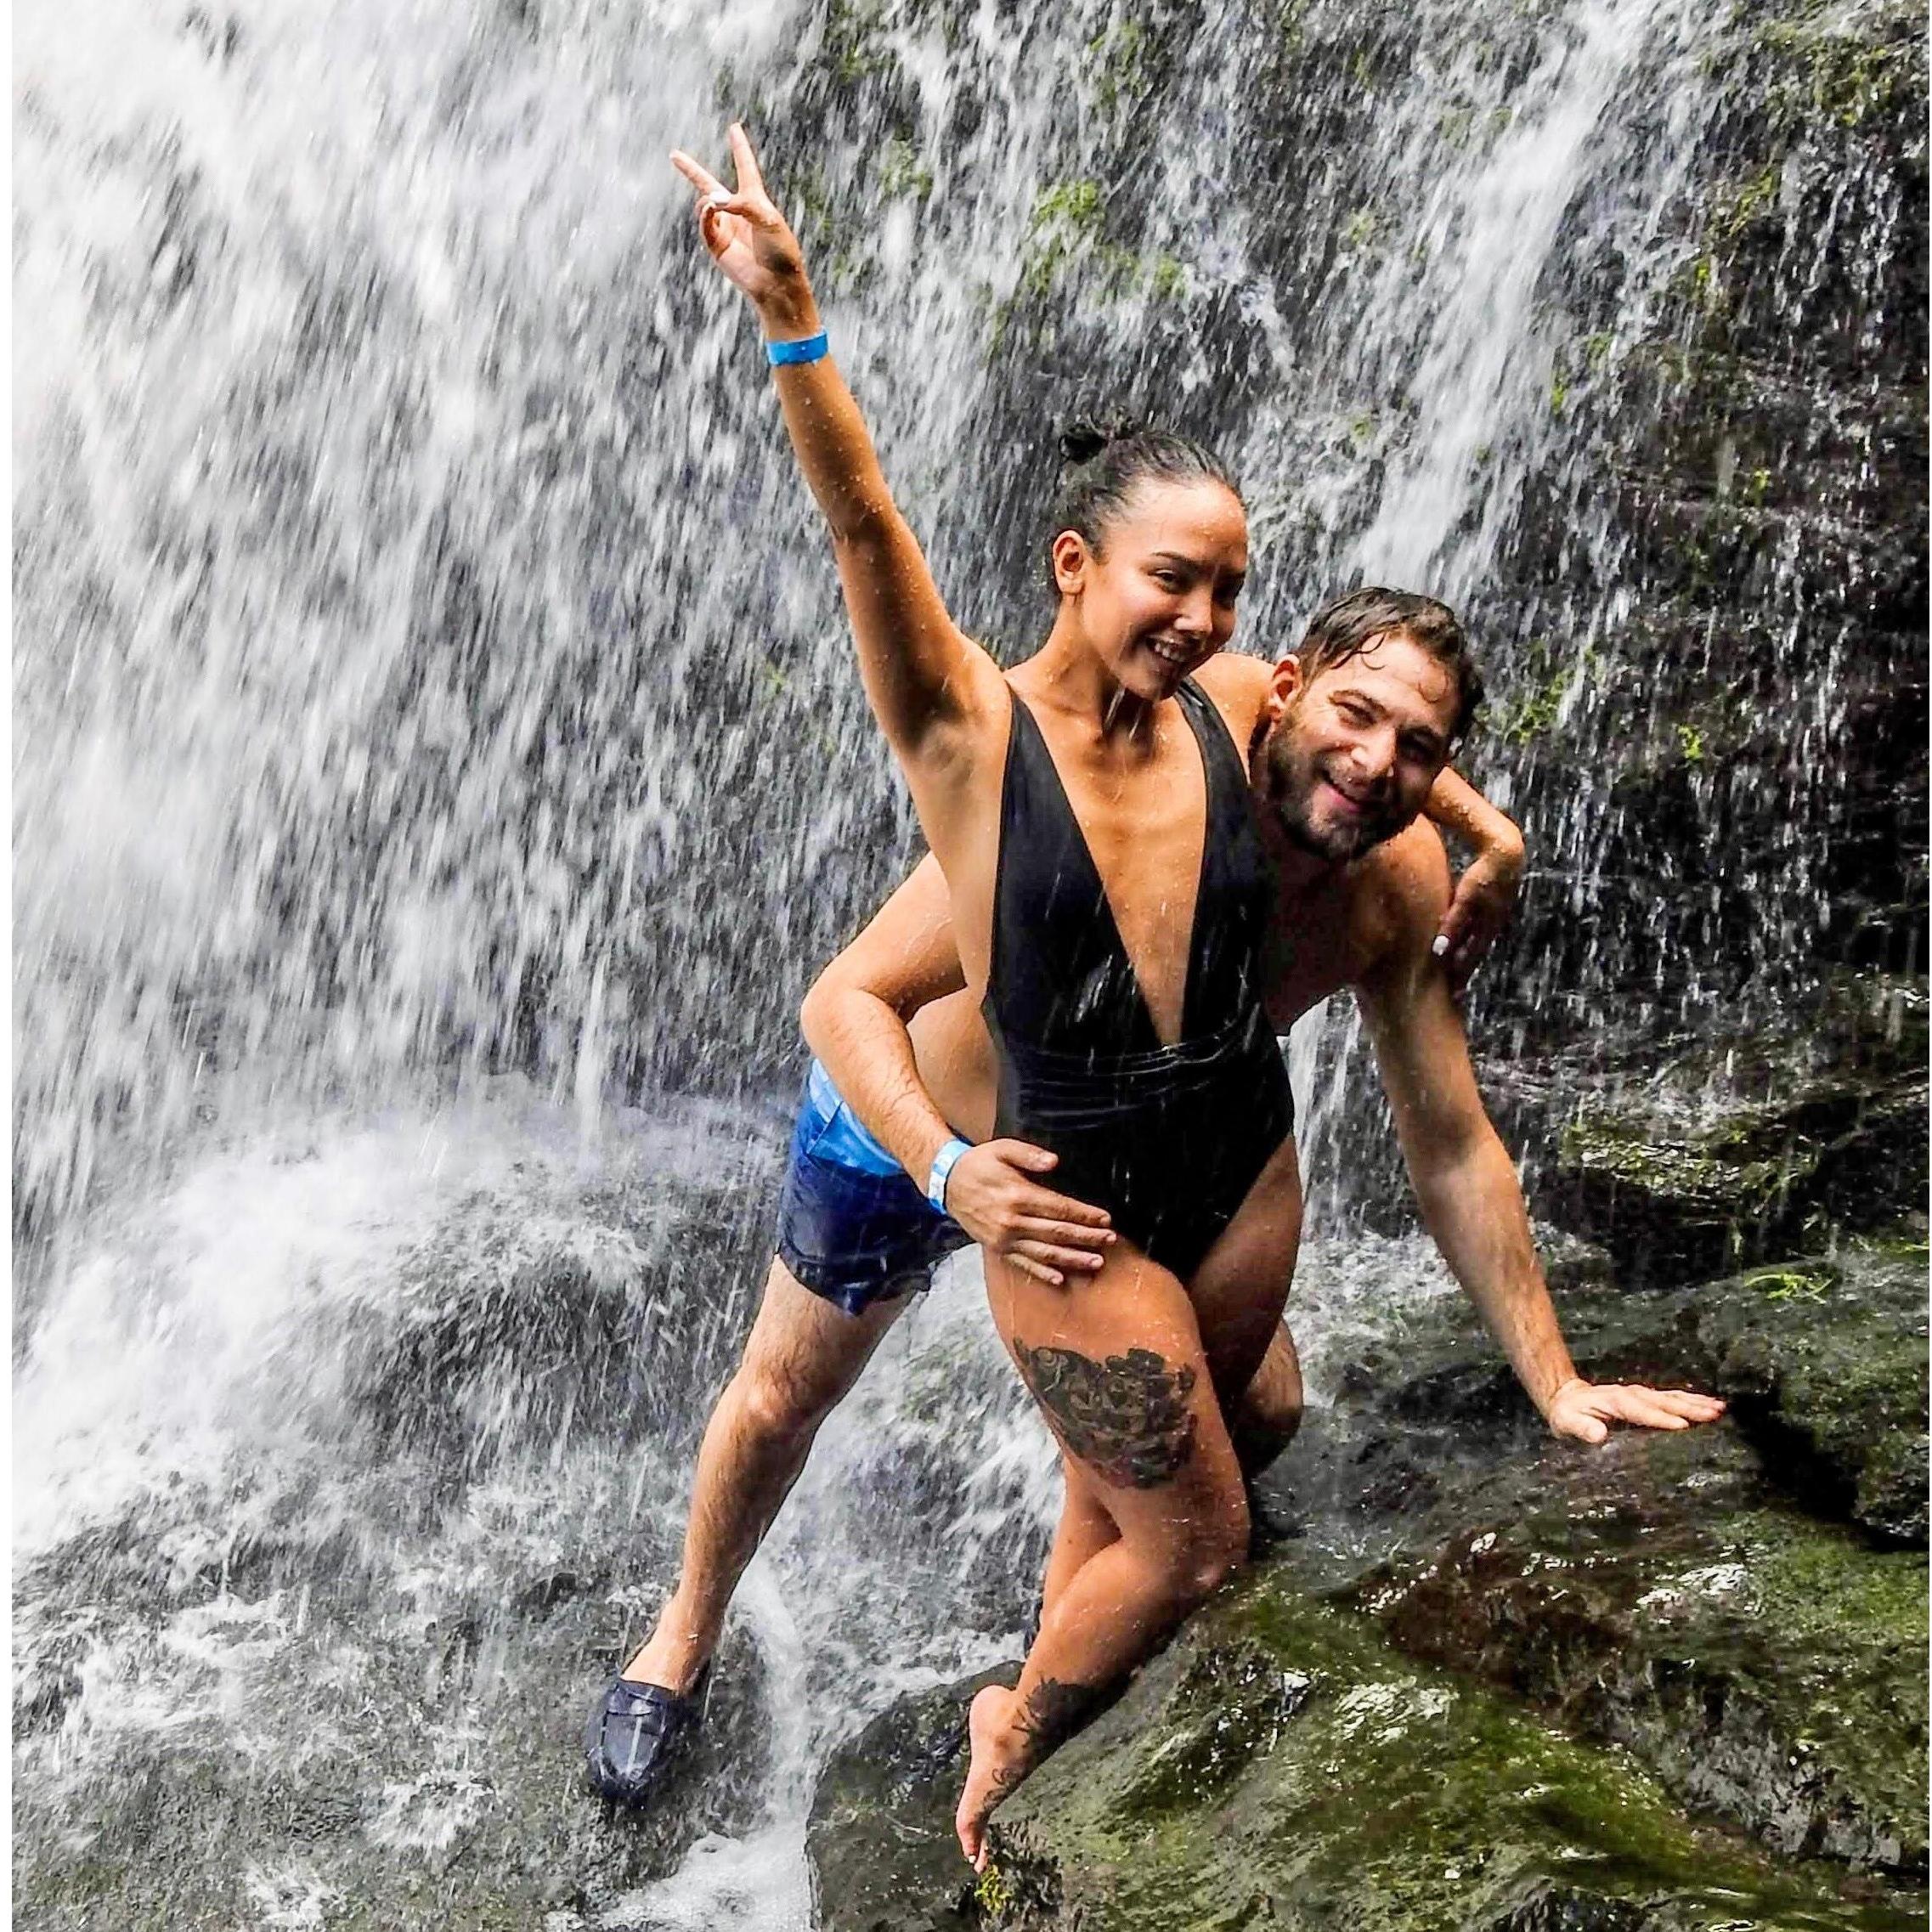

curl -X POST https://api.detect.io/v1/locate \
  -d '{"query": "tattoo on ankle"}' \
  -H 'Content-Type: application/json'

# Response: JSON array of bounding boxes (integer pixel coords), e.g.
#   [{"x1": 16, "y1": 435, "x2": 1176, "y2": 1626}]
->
[{"x1": 1013, "y1": 1342, "x2": 1199, "y2": 1489}]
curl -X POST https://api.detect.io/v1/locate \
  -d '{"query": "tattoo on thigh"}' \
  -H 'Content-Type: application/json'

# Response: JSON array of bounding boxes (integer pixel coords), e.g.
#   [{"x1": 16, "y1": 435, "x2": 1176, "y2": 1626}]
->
[{"x1": 1013, "y1": 1342, "x2": 1198, "y2": 1489}]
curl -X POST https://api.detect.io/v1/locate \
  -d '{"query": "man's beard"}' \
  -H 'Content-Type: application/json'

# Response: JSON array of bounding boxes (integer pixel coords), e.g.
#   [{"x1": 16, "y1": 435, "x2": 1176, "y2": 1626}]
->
[{"x1": 1257, "y1": 719, "x2": 1409, "y2": 862}]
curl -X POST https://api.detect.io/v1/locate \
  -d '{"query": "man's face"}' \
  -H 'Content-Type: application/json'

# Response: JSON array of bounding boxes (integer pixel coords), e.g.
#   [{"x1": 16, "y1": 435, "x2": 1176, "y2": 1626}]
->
[{"x1": 1254, "y1": 633, "x2": 1459, "y2": 862}]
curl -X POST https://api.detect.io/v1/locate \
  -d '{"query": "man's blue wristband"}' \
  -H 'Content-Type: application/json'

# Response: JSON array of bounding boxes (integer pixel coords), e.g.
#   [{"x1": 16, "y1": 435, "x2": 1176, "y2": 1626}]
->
[
  {"x1": 926, "y1": 1138, "x2": 972, "y2": 1214},
  {"x1": 766, "y1": 331, "x2": 829, "y2": 367}
]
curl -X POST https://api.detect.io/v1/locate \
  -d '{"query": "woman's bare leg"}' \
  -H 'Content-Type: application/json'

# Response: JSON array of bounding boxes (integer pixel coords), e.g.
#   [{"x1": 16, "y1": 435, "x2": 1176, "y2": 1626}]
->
[
  {"x1": 1037, "y1": 1460, "x2": 1116, "y2": 1622},
  {"x1": 959, "y1": 1136, "x2": 1308, "y2": 1862},
  {"x1": 958, "y1": 1242, "x2": 1248, "y2": 1867}
]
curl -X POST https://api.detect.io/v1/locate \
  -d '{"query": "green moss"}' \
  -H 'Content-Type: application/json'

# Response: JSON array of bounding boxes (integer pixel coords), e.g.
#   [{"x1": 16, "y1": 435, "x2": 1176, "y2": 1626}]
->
[
  {"x1": 1711, "y1": 161, "x2": 1785, "y2": 243},
  {"x1": 1339, "y1": 206, "x2": 1381, "y2": 249},
  {"x1": 1676, "y1": 721, "x2": 1706, "y2": 763},
  {"x1": 974, "y1": 1860, "x2": 1014, "y2": 1914},
  {"x1": 998, "y1": 1579, "x2": 1927, "y2": 1929},
  {"x1": 1490, "y1": 639, "x2": 1602, "y2": 745},
  {"x1": 1756, "y1": 11, "x2": 1918, "y2": 130},
  {"x1": 1087, "y1": 19, "x2": 1155, "y2": 116},
  {"x1": 1558, "y1": 1108, "x2": 1816, "y2": 1221},
  {"x1": 1032, "y1": 179, "x2": 1104, "y2": 232},
  {"x1": 821, "y1": 0, "x2": 893, "y2": 82},
  {"x1": 1014, "y1": 181, "x2": 1191, "y2": 305},
  {"x1": 878, "y1": 137, "x2": 933, "y2": 201},
  {"x1": 1438, "y1": 102, "x2": 1517, "y2": 150},
  {"x1": 1742, "y1": 1514, "x2": 1929, "y2": 1650}
]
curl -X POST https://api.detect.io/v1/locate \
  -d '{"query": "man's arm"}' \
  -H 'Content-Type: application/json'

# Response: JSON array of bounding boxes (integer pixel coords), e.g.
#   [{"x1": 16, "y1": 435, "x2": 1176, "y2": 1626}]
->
[
  {"x1": 798, "y1": 856, "x2": 1115, "y2": 1285},
  {"x1": 1353, "y1": 838, "x2": 1725, "y2": 1442},
  {"x1": 1421, "y1": 767, "x2": 1525, "y2": 995}
]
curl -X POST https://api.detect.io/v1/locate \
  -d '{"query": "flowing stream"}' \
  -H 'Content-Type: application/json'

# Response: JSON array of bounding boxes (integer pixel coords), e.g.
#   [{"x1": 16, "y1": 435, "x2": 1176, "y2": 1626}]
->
[{"x1": 14, "y1": 0, "x2": 1917, "y2": 1924}]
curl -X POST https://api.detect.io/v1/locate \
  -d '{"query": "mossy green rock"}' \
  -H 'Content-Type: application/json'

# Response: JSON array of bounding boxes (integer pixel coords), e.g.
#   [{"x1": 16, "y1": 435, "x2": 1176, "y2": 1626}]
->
[
  {"x1": 1321, "y1": 1234, "x2": 1929, "y2": 1549},
  {"x1": 808, "y1": 1573, "x2": 1923, "y2": 1930},
  {"x1": 1336, "y1": 1426, "x2": 1928, "y2": 1882},
  {"x1": 1539, "y1": 996, "x2": 1929, "y2": 1287}
]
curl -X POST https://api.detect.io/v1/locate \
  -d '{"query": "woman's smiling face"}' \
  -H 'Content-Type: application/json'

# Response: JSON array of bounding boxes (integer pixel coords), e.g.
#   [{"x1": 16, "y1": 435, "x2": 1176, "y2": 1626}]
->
[{"x1": 1051, "y1": 475, "x2": 1248, "y2": 701}]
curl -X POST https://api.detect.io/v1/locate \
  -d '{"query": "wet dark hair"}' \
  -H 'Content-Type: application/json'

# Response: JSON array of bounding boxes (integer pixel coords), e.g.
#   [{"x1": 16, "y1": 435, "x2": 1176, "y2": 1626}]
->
[
  {"x1": 1292, "y1": 586, "x2": 1485, "y2": 743},
  {"x1": 1048, "y1": 413, "x2": 1241, "y2": 568}
]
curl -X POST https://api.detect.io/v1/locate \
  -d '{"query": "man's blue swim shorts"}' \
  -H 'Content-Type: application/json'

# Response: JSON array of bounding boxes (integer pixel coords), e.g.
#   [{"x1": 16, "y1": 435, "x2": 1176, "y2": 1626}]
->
[{"x1": 775, "y1": 1059, "x2": 974, "y2": 1316}]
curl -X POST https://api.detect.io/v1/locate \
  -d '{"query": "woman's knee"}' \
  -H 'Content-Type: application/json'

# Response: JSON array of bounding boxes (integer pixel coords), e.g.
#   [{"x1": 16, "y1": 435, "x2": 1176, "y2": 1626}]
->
[{"x1": 1147, "y1": 1473, "x2": 1249, "y2": 1607}]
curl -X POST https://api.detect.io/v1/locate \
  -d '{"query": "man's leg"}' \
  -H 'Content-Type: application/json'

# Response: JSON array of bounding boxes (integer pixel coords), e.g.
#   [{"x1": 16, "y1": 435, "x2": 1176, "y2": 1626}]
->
[
  {"x1": 1229, "y1": 1322, "x2": 1303, "y2": 1477},
  {"x1": 622, "y1": 1256, "x2": 912, "y2": 1692}
]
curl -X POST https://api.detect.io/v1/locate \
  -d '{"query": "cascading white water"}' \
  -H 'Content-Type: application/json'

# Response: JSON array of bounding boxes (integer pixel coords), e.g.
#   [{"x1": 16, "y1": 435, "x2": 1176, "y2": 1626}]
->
[{"x1": 16, "y1": 0, "x2": 1913, "y2": 1922}]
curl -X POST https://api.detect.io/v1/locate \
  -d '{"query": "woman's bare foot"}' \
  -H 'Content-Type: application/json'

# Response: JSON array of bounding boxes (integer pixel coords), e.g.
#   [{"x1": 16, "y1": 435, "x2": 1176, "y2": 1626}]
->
[{"x1": 956, "y1": 1683, "x2": 1025, "y2": 1869}]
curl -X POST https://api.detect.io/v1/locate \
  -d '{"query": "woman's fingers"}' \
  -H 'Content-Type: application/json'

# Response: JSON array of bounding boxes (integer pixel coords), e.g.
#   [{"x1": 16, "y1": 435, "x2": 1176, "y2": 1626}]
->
[
  {"x1": 669, "y1": 149, "x2": 724, "y2": 197},
  {"x1": 726, "y1": 121, "x2": 768, "y2": 200}
]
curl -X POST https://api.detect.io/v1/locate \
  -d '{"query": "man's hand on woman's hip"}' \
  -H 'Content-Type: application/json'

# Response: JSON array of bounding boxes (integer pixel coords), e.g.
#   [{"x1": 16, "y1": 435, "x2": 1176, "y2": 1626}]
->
[{"x1": 943, "y1": 1142, "x2": 1115, "y2": 1287}]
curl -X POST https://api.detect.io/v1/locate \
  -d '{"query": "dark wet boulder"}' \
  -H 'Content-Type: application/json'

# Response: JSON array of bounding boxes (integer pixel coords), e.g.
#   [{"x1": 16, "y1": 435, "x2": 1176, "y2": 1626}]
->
[
  {"x1": 1336, "y1": 1426, "x2": 1928, "y2": 1883},
  {"x1": 807, "y1": 1571, "x2": 1924, "y2": 1930},
  {"x1": 806, "y1": 1668, "x2": 1010, "y2": 1932},
  {"x1": 1525, "y1": 982, "x2": 1929, "y2": 1287},
  {"x1": 1243, "y1": 1243, "x2": 1928, "y2": 1885},
  {"x1": 1535, "y1": 1240, "x2": 1929, "y2": 1549},
  {"x1": 1310, "y1": 1231, "x2": 1929, "y2": 1551}
]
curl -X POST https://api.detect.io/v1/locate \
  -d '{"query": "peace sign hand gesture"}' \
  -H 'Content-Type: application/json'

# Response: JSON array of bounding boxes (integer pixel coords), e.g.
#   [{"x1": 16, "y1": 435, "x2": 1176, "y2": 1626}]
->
[{"x1": 670, "y1": 123, "x2": 819, "y2": 334}]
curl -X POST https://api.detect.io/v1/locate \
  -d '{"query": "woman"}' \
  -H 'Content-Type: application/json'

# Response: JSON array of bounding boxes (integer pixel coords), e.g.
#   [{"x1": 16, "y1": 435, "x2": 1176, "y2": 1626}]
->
[{"x1": 669, "y1": 126, "x2": 1505, "y2": 1864}]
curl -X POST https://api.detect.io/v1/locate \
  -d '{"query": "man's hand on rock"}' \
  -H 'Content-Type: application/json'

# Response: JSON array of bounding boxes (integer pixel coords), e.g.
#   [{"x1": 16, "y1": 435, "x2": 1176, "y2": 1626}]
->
[
  {"x1": 943, "y1": 1141, "x2": 1114, "y2": 1287},
  {"x1": 1545, "y1": 1376, "x2": 1727, "y2": 1443}
]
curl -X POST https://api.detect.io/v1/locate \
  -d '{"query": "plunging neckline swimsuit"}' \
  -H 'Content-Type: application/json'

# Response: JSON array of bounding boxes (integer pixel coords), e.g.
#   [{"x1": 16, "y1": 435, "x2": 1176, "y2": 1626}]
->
[{"x1": 981, "y1": 678, "x2": 1296, "y2": 1280}]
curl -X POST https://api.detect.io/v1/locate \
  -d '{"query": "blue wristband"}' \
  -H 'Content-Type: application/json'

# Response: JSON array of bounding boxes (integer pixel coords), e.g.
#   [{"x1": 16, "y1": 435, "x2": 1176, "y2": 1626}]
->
[
  {"x1": 766, "y1": 330, "x2": 829, "y2": 367},
  {"x1": 926, "y1": 1137, "x2": 972, "y2": 1214}
]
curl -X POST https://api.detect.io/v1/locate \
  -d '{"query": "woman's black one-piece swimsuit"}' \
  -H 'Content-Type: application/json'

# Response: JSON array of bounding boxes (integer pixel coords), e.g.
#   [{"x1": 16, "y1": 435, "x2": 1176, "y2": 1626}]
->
[{"x1": 982, "y1": 678, "x2": 1296, "y2": 1280}]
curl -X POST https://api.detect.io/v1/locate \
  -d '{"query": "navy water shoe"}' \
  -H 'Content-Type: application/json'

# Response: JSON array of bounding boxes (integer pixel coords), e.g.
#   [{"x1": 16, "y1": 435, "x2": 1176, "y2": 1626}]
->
[{"x1": 583, "y1": 1669, "x2": 708, "y2": 1807}]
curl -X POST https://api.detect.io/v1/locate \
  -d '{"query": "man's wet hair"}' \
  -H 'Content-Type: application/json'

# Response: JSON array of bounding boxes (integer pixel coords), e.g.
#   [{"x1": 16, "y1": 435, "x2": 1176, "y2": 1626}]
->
[
  {"x1": 1048, "y1": 413, "x2": 1240, "y2": 566},
  {"x1": 1293, "y1": 587, "x2": 1484, "y2": 744}
]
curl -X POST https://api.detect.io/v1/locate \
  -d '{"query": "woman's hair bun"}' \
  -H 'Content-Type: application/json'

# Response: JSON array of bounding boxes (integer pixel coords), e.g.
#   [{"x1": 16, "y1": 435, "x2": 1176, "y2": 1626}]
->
[{"x1": 1058, "y1": 411, "x2": 1145, "y2": 466}]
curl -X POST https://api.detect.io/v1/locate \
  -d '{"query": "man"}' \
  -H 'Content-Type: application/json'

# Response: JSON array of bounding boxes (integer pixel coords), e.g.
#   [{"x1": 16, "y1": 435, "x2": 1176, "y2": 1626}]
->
[{"x1": 584, "y1": 590, "x2": 1723, "y2": 1808}]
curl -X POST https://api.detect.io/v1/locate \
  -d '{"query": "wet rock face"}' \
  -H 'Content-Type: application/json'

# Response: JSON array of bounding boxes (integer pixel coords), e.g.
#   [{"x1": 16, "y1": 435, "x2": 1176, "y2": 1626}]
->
[
  {"x1": 809, "y1": 1578, "x2": 1924, "y2": 1932},
  {"x1": 1293, "y1": 1240, "x2": 1928, "y2": 1887},
  {"x1": 1516, "y1": 982, "x2": 1930, "y2": 1286},
  {"x1": 1342, "y1": 1430, "x2": 1928, "y2": 1884},
  {"x1": 811, "y1": 1230, "x2": 1929, "y2": 1927}
]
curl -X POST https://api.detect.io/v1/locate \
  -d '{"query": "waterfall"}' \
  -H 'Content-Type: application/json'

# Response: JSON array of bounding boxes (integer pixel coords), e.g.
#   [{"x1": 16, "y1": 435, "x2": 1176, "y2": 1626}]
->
[{"x1": 14, "y1": 0, "x2": 1921, "y2": 1922}]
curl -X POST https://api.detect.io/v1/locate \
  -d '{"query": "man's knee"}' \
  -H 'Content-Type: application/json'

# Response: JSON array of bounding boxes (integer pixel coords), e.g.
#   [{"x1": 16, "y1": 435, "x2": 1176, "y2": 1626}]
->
[
  {"x1": 730, "y1": 1352, "x2": 843, "y2": 1448},
  {"x1": 728, "y1": 1272, "x2": 886, "y2": 1446},
  {"x1": 1232, "y1": 1326, "x2": 1304, "y2": 1477}
]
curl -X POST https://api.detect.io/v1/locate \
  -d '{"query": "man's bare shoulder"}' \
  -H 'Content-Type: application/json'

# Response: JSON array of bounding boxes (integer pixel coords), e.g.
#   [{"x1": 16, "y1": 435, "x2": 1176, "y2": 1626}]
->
[
  {"x1": 1347, "y1": 821, "x2": 1452, "y2": 980},
  {"x1": 1193, "y1": 652, "x2": 1272, "y2": 754},
  {"x1": 1195, "y1": 652, "x2": 1273, "y2": 698}
]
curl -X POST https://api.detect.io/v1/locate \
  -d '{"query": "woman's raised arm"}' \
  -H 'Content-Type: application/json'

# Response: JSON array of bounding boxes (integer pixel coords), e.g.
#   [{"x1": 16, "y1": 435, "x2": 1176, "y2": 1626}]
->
[{"x1": 671, "y1": 125, "x2": 1003, "y2": 771}]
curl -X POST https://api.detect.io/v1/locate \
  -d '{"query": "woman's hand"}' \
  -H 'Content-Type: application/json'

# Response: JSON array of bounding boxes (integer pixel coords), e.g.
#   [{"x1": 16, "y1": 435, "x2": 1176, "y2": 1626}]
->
[
  {"x1": 669, "y1": 123, "x2": 819, "y2": 334},
  {"x1": 942, "y1": 1141, "x2": 1116, "y2": 1287},
  {"x1": 1434, "y1": 828, "x2": 1525, "y2": 998}
]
